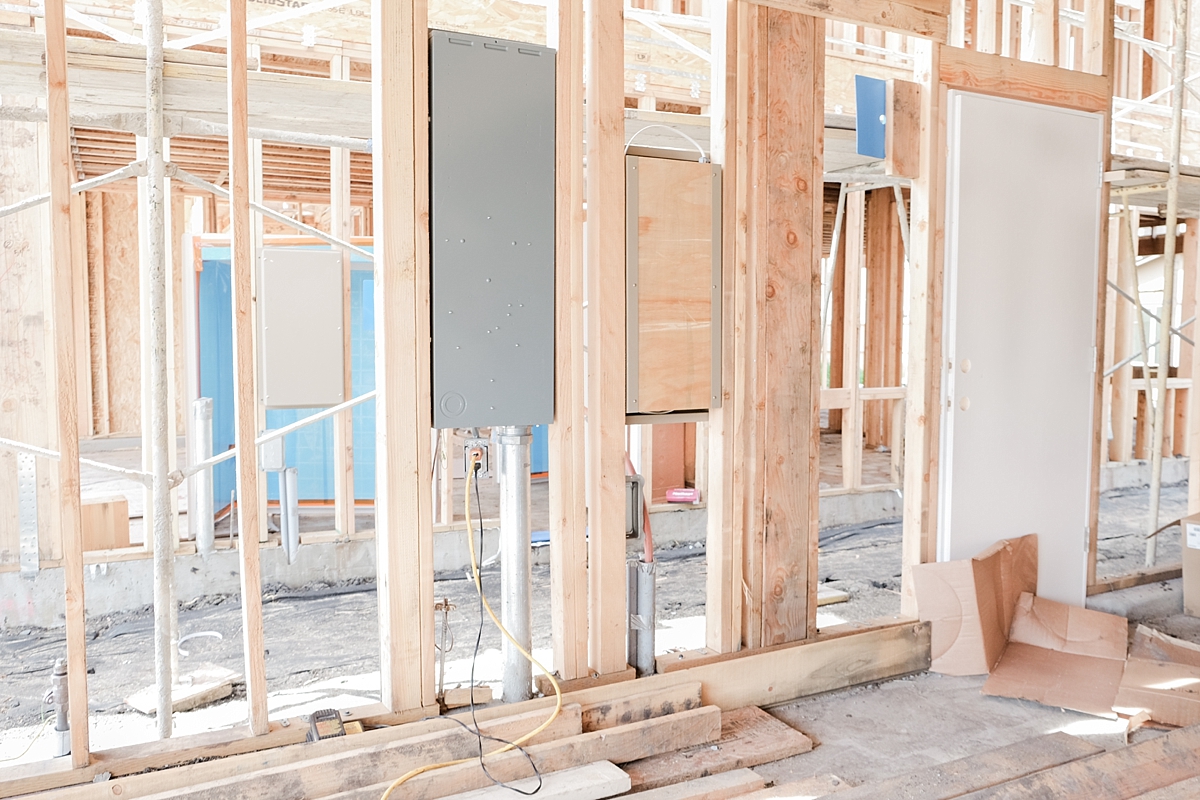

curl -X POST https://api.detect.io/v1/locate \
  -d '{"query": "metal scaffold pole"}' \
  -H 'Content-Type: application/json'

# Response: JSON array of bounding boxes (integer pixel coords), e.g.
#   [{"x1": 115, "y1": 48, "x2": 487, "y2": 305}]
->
[{"x1": 1146, "y1": 0, "x2": 1190, "y2": 568}]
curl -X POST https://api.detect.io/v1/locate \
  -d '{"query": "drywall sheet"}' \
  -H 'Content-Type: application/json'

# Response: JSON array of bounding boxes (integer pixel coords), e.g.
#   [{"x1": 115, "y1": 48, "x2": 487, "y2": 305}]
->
[
  {"x1": 939, "y1": 91, "x2": 1104, "y2": 607},
  {"x1": 259, "y1": 247, "x2": 345, "y2": 409},
  {"x1": 430, "y1": 30, "x2": 555, "y2": 429}
]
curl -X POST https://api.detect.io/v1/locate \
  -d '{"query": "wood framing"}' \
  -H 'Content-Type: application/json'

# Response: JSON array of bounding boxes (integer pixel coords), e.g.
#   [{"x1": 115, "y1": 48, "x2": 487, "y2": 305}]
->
[
  {"x1": 750, "y1": 0, "x2": 951, "y2": 41},
  {"x1": 585, "y1": 0, "x2": 629, "y2": 676},
  {"x1": 45, "y1": 0, "x2": 90, "y2": 767},
  {"x1": 705, "y1": 0, "x2": 744, "y2": 655},
  {"x1": 737, "y1": 5, "x2": 824, "y2": 648},
  {"x1": 330, "y1": 54, "x2": 356, "y2": 542},
  {"x1": 938, "y1": 46, "x2": 1111, "y2": 113},
  {"x1": 371, "y1": 0, "x2": 437, "y2": 711},
  {"x1": 549, "y1": 0, "x2": 589, "y2": 682},
  {"x1": 227, "y1": 0, "x2": 269, "y2": 736}
]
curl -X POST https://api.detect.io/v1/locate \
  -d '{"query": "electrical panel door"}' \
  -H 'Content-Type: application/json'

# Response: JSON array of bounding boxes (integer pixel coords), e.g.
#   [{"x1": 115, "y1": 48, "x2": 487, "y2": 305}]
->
[{"x1": 430, "y1": 30, "x2": 556, "y2": 429}]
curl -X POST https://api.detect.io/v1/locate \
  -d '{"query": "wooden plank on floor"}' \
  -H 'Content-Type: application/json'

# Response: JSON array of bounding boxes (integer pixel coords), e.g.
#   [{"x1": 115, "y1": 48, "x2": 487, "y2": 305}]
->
[
  {"x1": 739, "y1": 774, "x2": 851, "y2": 798},
  {"x1": 439, "y1": 761, "x2": 630, "y2": 800},
  {"x1": 536, "y1": 666, "x2": 636, "y2": 697},
  {"x1": 961, "y1": 726, "x2": 1200, "y2": 799},
  {"x1": 325, "y1": 705, "x2": 723, "y2": 800},
  {"x1": 1131, "y1": 774, "x2": 1200, "y2": 799},
  {"x1": 580, "y1": 681, "x2": 703, "y2": 732},
  {"x1": 1086, "y1": 565, "x2": 1182, "y2": 596},
  {"x1": 126, "y1": 705, "x2": 583, "y2": 800},
  {"x1": 632, "y1": 768, "x2": 767, "y2": 800},
  {"x1": 818, "y1": 587, "x2": 851, "y2": 606},
  {"x1": 623, "y1": 706, "x2": 813, "y2": 792},
  {"x1": 832, "y1": 732, "x2": 1102, "y2": 800}
]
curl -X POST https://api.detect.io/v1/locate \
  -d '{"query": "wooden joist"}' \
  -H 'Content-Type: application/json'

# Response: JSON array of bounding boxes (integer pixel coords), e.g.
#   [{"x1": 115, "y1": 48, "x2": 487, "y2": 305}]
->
[
  {"x1": 438, "y1": 762, "x2": 631, "y2": 800},
  {"x1": 579, "y1": 681, "x2": 703, "y2": 732},
  {"x1": 324, "y1": 706, "x2": 723, "y2": 800},
  {"x1": 632, "y1": 768, "x2": 767, "y2": 800},
  {"x1": 125, "y1": 706, "x2": 583, "y2": 800},
  {"x1": 622, "y1": 706, "x2": 812, "y2": 792},
  {"x1": 962, "y1": 726, "x2": 1200, "y2": 799}
]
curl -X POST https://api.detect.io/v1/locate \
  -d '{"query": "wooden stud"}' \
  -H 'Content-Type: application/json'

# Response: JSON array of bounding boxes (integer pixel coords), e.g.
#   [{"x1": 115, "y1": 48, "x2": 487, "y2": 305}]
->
[
  {"x1": 705, "y1": 0, "x2": 744, "y2": 655},
  {"x1": 70, "y1": 190, "x2": 91, "y2": 439},
  {"x1": 885, "y1": 79, "x2": 921, "y2": 180},
  {"x1": 1111, "y1": 214, "x2": 1135, "y2": 463},
  {"x1": 85, "y1": 193, "x2": 111, "y2": 435},
  {"x1": 226, "y1": 0, "x2": 268, "y2": 736},
  {"x1": 900, "y1": 40, "x2": 945, "y2": 617},
  {"x1": 1174, "y1": 219, "x2": 1197, "y2": 457},
  {"x1": 1083, "y1": 0, "x2": 1117, "y2": 77},
  {"x1": 841, "y1": 192, "x2": 863, "y2": 491},
  {"x1": 370, "y1": 0, "x2": 436, "y2": 711},
  {"x1": 45, "y1": 0, "x2": 90, "y2": 766},
  {"x1": 975, "y1": 0, "x2": 1005, "y2": 54},
  {"x1": 330, "y1": 53, "x2": 356, "y2": 542},
  {"x1": 1030, "y1": 0, "x2": 1060, "y2": 66},
  {"x1": 756, "y1": 6, "x2": 823, "y2": 647},
  {"x1": 585, "y1": 0, "x2": 630, "y2": 676},
  {"x1": 548, "y1": 0, "x2": 588, "y2": 683}
]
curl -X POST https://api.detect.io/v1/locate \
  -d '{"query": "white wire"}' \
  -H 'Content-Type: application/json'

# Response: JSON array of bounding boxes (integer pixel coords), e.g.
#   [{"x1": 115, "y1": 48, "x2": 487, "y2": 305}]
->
[{"x1": 625, "y1": 124, "x2": 709, "y2": 162}]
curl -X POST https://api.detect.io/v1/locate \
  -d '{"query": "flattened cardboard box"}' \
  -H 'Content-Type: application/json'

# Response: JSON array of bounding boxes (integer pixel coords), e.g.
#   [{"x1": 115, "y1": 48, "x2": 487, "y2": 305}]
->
[
  {"x1": 1115, "y1": 625, "x2": 1200, "y2": 728},
  {"x1": 912, "y1": 534, "x2": 1038, "y2": 675},
  {"x1": 982, "y1": 592, "x2": 1127, "y2": 718}
]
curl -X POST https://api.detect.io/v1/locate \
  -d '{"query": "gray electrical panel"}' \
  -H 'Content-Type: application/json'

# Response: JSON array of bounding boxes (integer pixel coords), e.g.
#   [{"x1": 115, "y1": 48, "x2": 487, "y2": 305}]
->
[{"x1": 429, "y1": 29, "x2": 556, "y2": 429}]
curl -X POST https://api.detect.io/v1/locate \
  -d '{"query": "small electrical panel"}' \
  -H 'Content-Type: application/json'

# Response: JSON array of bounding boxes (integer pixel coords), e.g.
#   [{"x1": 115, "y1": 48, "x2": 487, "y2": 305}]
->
[{"x1": 429, "y1": 29, "x2": 556, "y2": 429}]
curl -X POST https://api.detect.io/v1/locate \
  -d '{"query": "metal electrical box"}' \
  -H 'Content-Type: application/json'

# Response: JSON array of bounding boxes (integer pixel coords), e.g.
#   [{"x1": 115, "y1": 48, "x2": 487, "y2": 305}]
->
[
  {"x1": 258, "y1": 247, "x2": 345, "y2": 408},
  {"x1": 430, "y1": 30, "x2": 556, "y2": 429}
]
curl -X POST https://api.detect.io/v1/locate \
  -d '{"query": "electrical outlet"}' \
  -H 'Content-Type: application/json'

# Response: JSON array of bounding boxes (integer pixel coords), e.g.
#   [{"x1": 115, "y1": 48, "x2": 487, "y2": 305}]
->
[{"x1": 463, "y1": 439, "x2": 490, "y2": 478}]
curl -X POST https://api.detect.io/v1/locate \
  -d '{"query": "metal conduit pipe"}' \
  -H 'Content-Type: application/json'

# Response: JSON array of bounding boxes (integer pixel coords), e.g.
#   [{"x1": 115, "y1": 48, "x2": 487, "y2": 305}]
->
[{"x1": 496, "y1": 425, "x2": 533, "y2": 703}]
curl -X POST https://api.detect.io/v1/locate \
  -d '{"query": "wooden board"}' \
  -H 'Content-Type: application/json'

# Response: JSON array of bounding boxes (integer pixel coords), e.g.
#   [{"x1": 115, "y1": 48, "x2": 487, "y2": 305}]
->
[
  {"x1": 580, "y1": 681, "x2": 703, "y2": 732},
  {"x1": 632, "y1": 768, "x2": 767, "y2": 800},
  {"x1": 886, "y1": 79, "x2": 921, "y2": 179},
  {"x1": 750, "y1": 0, "x2": 950, "y2": 40},
  {"x1": 80, "y1": 495, "x2": 129, "y2": 551},
  {"x1": 623, "y1": 706, "x2": 813, "y2": 792},
  {"x1": 324, "y1": 706, "x2": 723, "y2": 800},
  {"x1": 128, "y1": 705, "x2": 584, "y2": 800},
  {"x1": 938, "y1": 47, "x2": 1110, "y2": 114},
  {"x1": 739, "y1": 774, "x2": 851, "y2": 798},
  {"x1": 832, "y1": 732, "x2": 1102, "y2": 799},
  {"x1": 961, "y1": 726, "x2": 1200, "y2": 799},
  {"x1": 440, "y1": 761, "x2": 630, "y2": 800},
  {"x1": 123, "y1": 666, "x2": 239, "y2": 715},
  {"x1": 630, "y1": 156, "x2": 715, "y2": 414}
]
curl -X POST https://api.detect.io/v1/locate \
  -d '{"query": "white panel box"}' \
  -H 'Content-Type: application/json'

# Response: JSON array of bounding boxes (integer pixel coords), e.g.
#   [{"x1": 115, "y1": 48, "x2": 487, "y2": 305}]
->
[{"x1": 258, "y1": 247, "x2": 345, "y2": 408}]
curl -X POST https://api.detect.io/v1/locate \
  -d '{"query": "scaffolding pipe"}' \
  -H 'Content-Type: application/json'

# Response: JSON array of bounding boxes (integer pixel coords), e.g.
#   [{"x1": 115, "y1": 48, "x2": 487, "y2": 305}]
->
[
  {"x1": 496, "y1": 425, "x2": 533, "y2": 703},
  {"x1": 144, "y1": 0, "x2": 176, "y2": 738},
  {"x1": 1147, "y1": 0, "x2": 1190, "y2": 569},
  {"x1": 0, "y1": 161, "x2": 146, "y2": 220}
]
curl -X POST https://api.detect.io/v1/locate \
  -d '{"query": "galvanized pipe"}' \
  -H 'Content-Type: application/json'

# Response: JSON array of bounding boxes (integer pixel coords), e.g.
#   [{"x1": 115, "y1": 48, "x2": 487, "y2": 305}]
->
[{"x1": 496, "y1": 425, "x2": 532, "y2": 703}]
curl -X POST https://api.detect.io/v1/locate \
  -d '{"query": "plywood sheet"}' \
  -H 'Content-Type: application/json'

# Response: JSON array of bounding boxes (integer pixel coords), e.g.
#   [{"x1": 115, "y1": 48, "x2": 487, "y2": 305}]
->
[{"x1": 628, "y1": 156, "x2": 716, "y2": 414}]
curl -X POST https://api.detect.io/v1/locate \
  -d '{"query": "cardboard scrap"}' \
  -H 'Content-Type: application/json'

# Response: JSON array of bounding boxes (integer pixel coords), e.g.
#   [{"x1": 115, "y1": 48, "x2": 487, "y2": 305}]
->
[
  {"x1": 982, "y1": 592, "x2": 1127, "y2": 718},
  {"x1": 912, "y1": 534, "x2": 1038, "y2": 675},
  {"x1": 1114, "y1": 625, "x2": 1200, "y2": 728},
  {"x1": 1181, "y1": 512, "x2": 1200, "y2": 616}
]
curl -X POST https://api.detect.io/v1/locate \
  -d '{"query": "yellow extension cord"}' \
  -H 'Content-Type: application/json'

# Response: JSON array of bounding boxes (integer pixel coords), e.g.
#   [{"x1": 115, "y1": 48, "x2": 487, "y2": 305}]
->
[{"x1": 379, "y1": 453, "x2": 563, "y2": 800}]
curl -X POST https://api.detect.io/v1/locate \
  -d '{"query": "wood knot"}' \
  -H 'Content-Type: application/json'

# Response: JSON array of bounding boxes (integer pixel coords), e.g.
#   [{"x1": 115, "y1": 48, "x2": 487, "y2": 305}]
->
[{"x1": 765, "y1": 282, "x2": 776, "y2": 299}]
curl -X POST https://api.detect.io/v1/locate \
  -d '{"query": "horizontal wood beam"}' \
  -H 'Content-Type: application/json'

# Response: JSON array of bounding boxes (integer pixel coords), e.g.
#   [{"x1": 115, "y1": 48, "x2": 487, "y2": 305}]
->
[
  {"x1": 939, "y1": 46, "x2": 1111, "y2": 113},
  {"x1": 749, "y1": 0, "x2": 950, "y2": 41}
]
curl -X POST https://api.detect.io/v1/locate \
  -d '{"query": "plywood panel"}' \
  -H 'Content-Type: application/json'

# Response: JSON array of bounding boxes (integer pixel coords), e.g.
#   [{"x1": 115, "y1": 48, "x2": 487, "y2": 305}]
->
[
  {"x1": 630, "y1": 156, "x2": 715, "y2": 414},
  {"x1": 0, "y1": 108, "x2": 62, "y2": 567},
  {"x1": 99, "y1": 191, "x2": 142, "y2": 435}
]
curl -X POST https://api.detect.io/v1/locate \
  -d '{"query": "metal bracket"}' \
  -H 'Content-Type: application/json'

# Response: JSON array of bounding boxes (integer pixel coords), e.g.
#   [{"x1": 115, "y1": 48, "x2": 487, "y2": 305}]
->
[{"x1": 17, "y1": 453, "x2": 39, "y2": 578}]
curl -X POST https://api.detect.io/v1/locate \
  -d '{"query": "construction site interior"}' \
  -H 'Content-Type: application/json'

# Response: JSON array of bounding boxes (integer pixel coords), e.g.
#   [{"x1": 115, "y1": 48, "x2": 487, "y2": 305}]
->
[{"x1": 9, "y1": 0, "x2": 1200, "y2": 797}]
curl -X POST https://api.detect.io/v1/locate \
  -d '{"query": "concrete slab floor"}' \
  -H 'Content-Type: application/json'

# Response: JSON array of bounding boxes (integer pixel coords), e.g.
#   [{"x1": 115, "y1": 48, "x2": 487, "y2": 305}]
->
[{"x1": 760, "y1": 672, "x2": 1165, "y2": 789}]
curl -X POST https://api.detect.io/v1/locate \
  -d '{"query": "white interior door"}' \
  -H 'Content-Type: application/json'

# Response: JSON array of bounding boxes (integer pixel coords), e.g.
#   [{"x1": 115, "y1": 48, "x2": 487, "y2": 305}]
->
[{"x1": 939, "y1": 91, "x2": 1104, "y2": 607}]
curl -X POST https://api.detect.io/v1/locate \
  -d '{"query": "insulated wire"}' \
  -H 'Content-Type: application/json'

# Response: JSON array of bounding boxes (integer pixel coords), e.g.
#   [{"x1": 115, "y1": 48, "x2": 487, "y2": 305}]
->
[
  {"x1": 0, "y1": 712, "x2": 53, "y2": 763},
  {"x1": 379, "y1": 453, "x2": 562, "y2": 800}
]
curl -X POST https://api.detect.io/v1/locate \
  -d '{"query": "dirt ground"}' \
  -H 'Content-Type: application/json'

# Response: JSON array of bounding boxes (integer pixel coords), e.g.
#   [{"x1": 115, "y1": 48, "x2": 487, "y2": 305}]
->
[{"x1": 0, "y1": 479, "x2": 1190, "y2": 756}]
